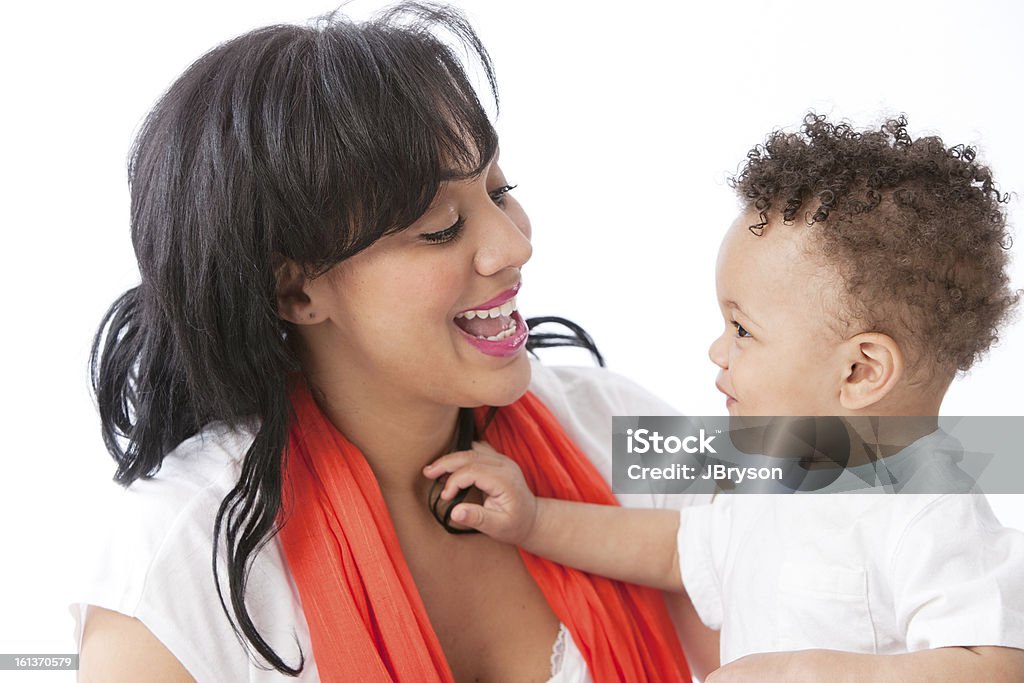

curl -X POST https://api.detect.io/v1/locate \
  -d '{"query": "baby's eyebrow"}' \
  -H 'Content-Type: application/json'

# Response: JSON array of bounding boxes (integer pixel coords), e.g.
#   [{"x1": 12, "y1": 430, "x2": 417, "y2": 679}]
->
[
  {"x1": 725, "y1": 300, "x2": 761, "y2": 326},
  {"x1": 724, "y1": 300, "x2": 749, "y2": 316}
]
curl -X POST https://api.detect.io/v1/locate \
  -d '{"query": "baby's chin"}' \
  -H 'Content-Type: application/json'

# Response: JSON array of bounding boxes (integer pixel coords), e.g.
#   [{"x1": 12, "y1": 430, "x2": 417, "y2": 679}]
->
[{"x1": 728, "y1": 399, "x2": 833, "y2": 418}]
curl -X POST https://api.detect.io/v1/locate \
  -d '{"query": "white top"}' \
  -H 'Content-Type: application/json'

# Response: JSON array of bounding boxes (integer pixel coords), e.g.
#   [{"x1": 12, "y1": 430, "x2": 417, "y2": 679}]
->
[
  {"x1": 70, "y1": 362, "x2": 708, "y2": 682},
  {"x1": 678, "y1": 490, "x2": 1024, "y2": 665}
]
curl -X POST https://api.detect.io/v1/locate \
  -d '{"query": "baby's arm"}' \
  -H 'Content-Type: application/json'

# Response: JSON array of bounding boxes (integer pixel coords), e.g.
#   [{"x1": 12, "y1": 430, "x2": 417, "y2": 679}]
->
[
  {"x1": 424, "y1": 442, "x2": 684, "y2": 592},
  {"x1": 706, "y1": 647, "x2": 1024, "y2": 682}
]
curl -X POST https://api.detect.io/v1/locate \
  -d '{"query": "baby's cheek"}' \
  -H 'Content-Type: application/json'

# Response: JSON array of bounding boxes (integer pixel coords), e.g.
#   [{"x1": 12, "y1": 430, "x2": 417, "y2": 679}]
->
[
  {"x1": 787, "y1": 377, "x2": 833, "y2": 415},
  {"x1": 762, "y1": 370, "x2": 813, "y2": 415}
]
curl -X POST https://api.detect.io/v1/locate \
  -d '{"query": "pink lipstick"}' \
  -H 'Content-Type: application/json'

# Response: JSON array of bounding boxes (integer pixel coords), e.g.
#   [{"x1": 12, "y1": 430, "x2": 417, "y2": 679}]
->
[{"x1": 453, "y1": 282, "x2": 528, "y2": 357}]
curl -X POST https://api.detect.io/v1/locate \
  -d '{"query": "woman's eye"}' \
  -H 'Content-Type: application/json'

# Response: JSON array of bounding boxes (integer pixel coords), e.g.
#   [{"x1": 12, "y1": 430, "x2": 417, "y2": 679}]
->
[
  {"x1": 732, "y1": 321, "x2": 751, "y2": 339},
  {"x1": 488, "y1": 183, "x2": 517, "y2": 207},
  {"x1": 422, "y1": 217, "x2": 466, "y2": 244}
]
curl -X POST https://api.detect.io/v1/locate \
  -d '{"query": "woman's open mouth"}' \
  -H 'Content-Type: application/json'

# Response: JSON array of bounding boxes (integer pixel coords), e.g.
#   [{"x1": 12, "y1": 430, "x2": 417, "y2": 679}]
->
[{"x1": 454, "y1": 288, "x2": 530, "y2": 357}]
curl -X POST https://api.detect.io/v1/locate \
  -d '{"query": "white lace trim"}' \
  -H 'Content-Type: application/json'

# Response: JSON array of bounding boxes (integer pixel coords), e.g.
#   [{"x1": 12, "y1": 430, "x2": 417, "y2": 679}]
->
[{"x1": 549, "y1": 623, "x2": 569, "y2": 676}]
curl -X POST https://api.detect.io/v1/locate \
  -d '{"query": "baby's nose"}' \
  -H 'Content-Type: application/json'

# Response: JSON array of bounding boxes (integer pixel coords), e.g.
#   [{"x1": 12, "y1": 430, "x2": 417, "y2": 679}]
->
[{"x1": 708, "y1": 333, "x2": 729, "y2": 369}]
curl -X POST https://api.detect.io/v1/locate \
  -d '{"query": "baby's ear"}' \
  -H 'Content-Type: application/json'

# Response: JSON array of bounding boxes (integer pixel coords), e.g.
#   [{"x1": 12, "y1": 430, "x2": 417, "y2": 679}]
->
[
  {"x1": 838, "y1": 333, "x2": 904, "y2": 411},
  {"x1": 274, "y1": 255, "x2": 322, "y2": 325}
]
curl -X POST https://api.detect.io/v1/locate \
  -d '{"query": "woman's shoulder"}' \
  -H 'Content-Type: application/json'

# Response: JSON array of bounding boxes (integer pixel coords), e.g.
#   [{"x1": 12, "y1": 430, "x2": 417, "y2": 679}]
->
[
  {"x1": 72, "y1": 419, "x2": 312, "y2": 681},
  {"x1": 147, "y1": 419, "x2": 259, "y2": 491},
  {"x1": 72, "y1": 421, "x2": 251, "y2": 620},
  {"x1": 93, "y1": 421, "x2": 259, "y2": 551},
  {"x1": 86, "y1": 420, "x2": 257, "y2": 556}
]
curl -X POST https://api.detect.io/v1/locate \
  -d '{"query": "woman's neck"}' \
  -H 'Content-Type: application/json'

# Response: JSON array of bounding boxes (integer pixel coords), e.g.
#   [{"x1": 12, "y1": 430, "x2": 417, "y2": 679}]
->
[{"x1": 302, "y1": 367, "x2": 461, "y2": 503}]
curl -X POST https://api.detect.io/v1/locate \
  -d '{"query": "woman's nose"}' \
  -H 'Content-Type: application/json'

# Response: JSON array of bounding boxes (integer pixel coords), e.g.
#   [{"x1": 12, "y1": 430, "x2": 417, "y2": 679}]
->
[
  {"x1": 708, "y1": 331, "x2": 730, "y2": 370},
  {"x1": 473, "y1": 208, "x2": 532, "y2": 277}
]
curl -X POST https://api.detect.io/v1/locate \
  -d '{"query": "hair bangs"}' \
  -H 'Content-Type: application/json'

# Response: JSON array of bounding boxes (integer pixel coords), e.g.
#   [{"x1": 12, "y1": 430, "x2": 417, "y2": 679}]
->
[{"x1": 278, "y1": 3, "x2": 500, "y2": 277}]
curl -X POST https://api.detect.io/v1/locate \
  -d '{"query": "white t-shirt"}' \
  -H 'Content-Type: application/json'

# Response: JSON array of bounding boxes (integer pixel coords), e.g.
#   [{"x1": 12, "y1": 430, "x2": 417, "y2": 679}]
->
[
  {"x1": 678, "y1": 491, "x2": 1024, "y2": 666},
  {"x1": 70, "y1": 362, "x2": 707, "y2": 682}
]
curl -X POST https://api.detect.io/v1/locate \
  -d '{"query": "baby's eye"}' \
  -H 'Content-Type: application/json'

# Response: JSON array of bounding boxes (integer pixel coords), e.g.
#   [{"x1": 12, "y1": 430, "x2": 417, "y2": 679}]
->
[
  {"x1": 732, "y1": 321, "x2": 751, "y2": 339},
  {"x1": 422, "y1": 217, "x2": 466, "y2": 244},
  {"x1": 488, "y1": 183, "x2": 517, "y2": 208}
]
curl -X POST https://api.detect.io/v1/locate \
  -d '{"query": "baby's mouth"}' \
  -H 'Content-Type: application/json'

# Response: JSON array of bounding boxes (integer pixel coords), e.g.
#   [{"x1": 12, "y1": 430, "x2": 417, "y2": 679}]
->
[{"x1": 454, "y1": 296, "x2": 519, "y2": 341}]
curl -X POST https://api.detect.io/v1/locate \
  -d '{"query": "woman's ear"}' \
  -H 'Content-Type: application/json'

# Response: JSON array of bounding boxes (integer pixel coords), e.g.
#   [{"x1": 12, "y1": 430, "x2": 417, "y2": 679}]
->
[
  {"x1": 838, "y1": 332, "x2": 904, "y2": 411},
  {"x1": 274, "y1": 255, "x2": 322, "y2": 325}
]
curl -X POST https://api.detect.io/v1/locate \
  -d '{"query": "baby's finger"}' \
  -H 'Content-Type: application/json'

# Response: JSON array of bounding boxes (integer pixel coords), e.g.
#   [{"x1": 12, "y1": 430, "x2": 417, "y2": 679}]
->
[
  {"x1": 425, "y1": 441, "x2": 514, "y2": 479},
  {"x1": 470, "y1": 441, "x2": 521, "y2": 467},
  {"x1": 450, "y1": 503, "x2": 504, "y2": 538},
  {"x1": 439, "y1": 463, "x2": 506, "y2": 501},
  {"x1": 470, "y1": 440, "x2": 503, "y2": 458},
  {"x1": 422, "y1": 449, "x2": 477, "y2": 479}
]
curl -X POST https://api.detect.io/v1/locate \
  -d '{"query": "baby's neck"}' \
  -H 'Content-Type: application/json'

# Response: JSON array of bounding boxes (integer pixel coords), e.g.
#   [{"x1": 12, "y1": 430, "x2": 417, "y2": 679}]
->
[
  {"x1": 836, "y1": 381, "x2": 947, "y2": 464},
  {"x1": 841, "y1": 416, "x2": 940, "y2": 466}
]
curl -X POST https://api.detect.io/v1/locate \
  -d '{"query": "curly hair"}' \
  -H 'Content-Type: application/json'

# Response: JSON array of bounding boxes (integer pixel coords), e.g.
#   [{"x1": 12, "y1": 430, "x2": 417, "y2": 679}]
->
[{"x1": 730, "y1": 112, "x2": 1019, "y2": 375}]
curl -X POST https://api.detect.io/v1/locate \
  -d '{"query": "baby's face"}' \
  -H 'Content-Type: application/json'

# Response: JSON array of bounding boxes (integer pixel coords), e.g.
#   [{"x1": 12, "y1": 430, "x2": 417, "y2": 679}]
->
[{"x1": 709, "y1": 211, "x2": 850, "y2": 416}]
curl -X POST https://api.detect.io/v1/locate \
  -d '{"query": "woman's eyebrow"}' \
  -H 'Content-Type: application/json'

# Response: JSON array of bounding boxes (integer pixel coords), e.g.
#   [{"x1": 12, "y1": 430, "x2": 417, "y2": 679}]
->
[{"x1": 439, "y1": 148, "x2": 500, "y2": 182}]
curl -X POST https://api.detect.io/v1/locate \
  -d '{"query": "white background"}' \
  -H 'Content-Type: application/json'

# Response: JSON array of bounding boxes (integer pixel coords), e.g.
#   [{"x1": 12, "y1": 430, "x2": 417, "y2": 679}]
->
[{"x1": 1, "y1": 0, "x2": 1022, "y2": 678}]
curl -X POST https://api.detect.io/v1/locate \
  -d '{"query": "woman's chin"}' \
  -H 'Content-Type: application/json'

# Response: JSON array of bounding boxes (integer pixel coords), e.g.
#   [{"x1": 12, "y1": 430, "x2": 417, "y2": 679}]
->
[{"x1": 479, "y1": 352, "x2": 532, "y2": 407}]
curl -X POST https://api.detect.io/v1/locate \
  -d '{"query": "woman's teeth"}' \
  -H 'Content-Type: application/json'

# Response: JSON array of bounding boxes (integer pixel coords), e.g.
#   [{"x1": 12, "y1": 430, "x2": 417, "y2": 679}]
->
[
  {"x1": 453, "y1": 296, "x2": 520, "y2": 341},
  {"x1": 480, "y1": 318, "x2": 518, "y2": 341},
  {"x1": 455, "y1": 296, "x2": 517, "y2": 321}
]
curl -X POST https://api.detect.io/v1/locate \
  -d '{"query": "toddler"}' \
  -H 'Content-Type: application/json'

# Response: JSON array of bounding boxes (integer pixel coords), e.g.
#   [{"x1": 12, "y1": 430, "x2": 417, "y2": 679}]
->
[{"x1": 425, "y1": 114, "x2": 1024, "y2": 680}]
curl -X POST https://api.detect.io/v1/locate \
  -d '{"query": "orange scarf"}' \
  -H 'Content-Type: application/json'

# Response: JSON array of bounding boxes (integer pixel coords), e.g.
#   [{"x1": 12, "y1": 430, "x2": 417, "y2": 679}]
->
[{"x1": 278, "y1": 378, "x2": 690, "y2": 682}]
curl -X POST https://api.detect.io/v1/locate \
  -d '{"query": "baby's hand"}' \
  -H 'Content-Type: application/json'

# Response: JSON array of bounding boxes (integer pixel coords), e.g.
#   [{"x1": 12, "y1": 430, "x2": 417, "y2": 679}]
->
[{"x1": 423, "y1": 441, "x2": 538, "y2": 546}]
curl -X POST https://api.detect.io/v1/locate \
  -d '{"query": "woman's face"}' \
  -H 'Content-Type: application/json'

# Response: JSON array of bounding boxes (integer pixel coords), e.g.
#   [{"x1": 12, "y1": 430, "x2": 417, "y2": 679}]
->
[{"x1": 299, "y1": 157, "x2": 534, "y2": 410}]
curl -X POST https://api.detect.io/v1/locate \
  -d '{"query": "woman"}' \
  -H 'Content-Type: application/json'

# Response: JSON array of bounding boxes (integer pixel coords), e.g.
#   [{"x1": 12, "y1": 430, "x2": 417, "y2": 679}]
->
[{"x1": 73, "y1": 4, "x2": 716, "y2": 680}]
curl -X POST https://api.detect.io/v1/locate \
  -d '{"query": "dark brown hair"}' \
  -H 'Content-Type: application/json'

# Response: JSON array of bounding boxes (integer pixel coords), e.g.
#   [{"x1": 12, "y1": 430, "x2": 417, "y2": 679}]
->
[
  {"x1": 90, "y1": 3, "x2": 499, "y2": 674},
  {"x1": 90, "y1": 3, "x2": 603, "y2": 674},
  {"x1": 731, "y1": 112, "x2": 1019, "y2": 375}
]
